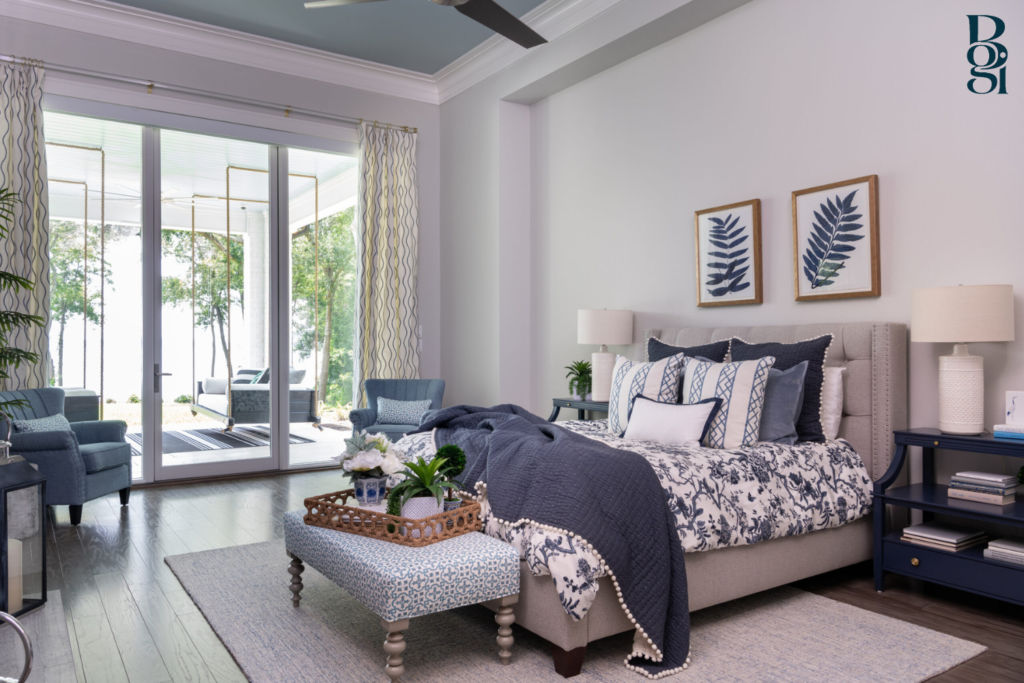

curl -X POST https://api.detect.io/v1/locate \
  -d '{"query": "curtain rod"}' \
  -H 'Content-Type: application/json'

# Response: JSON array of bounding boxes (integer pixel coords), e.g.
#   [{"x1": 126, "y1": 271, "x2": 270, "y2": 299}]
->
[{"x1": 1, "y1": 54, "x2": 418, "y2": 133}]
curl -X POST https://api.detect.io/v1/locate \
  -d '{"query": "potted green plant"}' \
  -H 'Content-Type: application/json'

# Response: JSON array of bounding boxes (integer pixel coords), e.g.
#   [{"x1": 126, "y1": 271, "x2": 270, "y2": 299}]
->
[
  {"x1": 435, "y1": 444, "x2": 467, "y2": 512},
  {"x1": 388, "y1": 456, "x2": 460, "y2": 525},
  {"x1": 333, "y1": 432, "x2": 405, "y2": 506},
  {"x1": 0, "y1": 188, "x2": 45, "y2": 443},
  {"x1": 565, "y1": 360, "x2": 593, "y2": 401}
]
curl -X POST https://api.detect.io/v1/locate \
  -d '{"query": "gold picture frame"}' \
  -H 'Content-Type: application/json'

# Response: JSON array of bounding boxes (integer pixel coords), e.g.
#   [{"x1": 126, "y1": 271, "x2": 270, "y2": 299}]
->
[
  {"x1": 792, "y1": 175, "x2": 879, "y2": 301},
  {"x1": 694, "y1": 199, "x2": 763, "y2": 307}
]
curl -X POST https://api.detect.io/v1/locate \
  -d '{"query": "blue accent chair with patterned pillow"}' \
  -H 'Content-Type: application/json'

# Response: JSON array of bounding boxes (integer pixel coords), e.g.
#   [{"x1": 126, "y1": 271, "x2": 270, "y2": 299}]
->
[
  {"x1": 350, "y1": 379, "x2": 445, "y2": 439},
  {"x1": 0, "y1": 388, "x2": 132, "y2": 525}
]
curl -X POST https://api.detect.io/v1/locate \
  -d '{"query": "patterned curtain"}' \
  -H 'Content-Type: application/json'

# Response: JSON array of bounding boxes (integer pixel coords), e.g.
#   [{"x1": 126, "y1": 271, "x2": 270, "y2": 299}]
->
[
  {"x1": 353, "y1": 123, "x2": 419, "y2": 407},
  {"x1": 0, "y1": 64, "x2": 50, "y2": 391}
]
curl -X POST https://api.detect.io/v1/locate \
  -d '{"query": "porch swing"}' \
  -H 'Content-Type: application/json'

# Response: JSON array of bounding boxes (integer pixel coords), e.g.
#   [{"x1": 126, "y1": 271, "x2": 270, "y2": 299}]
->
[{"x1": 187, "y1": 166, "x2": 324, "y2": 433}]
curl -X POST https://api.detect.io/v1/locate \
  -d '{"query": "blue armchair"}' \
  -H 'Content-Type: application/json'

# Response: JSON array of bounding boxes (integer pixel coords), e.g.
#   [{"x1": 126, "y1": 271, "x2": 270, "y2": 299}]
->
[
  {"x1": 1, "y1": 388, "x2": 132, "y2": 525},
  {"x1": 350, "y1": 379, "x2": 445, "y2": 439}
]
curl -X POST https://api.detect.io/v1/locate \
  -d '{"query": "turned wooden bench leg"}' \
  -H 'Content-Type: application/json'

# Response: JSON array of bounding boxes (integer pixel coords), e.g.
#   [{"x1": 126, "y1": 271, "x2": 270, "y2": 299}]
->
[
  {"x1": 286, "y1": 551, "x2": 304, "y2": 607},
  {"x1": 382, "y1": 618, "x2": 410, "y2": 682},
  {"x1": 496, "y1": 593, "x2": 518, "y2": 665}
]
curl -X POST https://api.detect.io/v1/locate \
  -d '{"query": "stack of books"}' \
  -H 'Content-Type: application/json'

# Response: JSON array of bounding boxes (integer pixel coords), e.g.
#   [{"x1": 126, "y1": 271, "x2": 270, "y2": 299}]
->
[
  {"x1": 901, "y1": 521, "x2": 987, "y2": 552},
  {"x1": 948, "y1": 471, "x2": 1019, "y2": 506},
  {"x1": 984, "y1": 538, "x2": 1024, "y2": 566},
  {"x1": 993, "y1": 423, "x2": 1024, "y2": 440}
]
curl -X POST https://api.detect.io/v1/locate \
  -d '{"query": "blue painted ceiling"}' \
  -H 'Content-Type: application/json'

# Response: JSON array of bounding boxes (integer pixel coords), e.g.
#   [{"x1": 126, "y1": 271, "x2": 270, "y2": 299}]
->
[{"x1": 109, "y1": 0, "x2": 548, "y2": 74}]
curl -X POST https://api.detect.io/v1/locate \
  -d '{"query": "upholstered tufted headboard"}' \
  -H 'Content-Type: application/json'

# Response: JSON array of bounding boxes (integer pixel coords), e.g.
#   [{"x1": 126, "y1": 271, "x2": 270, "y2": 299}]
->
[{"x1": 643, "y1": 322, "x2": 908, "y2": 481}]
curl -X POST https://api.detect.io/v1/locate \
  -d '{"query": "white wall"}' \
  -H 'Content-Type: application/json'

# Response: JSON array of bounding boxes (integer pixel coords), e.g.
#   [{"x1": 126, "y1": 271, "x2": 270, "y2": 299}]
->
[
  {"x1": 1, "y1": 16, "x2": 442, "y2": 382},
  {"x1": 445, "y1": 0, "x2": 1024, "y2": 482}
]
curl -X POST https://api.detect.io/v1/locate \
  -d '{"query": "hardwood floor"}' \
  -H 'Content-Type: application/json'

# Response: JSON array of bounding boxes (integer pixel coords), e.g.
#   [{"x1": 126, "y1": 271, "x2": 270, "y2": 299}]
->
[{"x1": 43, "y1": 471, "x2": 1024, "y2": 682}]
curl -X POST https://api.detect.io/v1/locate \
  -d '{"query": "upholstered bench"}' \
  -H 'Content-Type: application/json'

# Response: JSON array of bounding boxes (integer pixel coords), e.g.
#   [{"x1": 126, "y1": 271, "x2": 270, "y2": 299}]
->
[{"x1": 282, "y1": 510, "x2": 520, "y2": 681}]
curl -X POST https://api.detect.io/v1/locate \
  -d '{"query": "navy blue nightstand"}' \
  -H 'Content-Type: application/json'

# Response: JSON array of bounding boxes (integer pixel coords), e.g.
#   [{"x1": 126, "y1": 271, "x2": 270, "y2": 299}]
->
[
  {"x1": 548, "y1": 398, "x2": 609, "y2": 422},
  {"x1": 874, "y1": 428, "x2": 1024, "y2": 606}
]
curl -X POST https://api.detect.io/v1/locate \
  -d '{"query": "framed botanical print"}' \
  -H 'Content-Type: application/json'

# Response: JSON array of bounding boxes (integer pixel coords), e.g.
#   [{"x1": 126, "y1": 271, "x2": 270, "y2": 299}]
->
[
  {"x1": 792, "y1": 175, "x2": 880, "y2": 301},
  {"x1": 694, "y1": 199, "x2": 763, "y2": 307}
]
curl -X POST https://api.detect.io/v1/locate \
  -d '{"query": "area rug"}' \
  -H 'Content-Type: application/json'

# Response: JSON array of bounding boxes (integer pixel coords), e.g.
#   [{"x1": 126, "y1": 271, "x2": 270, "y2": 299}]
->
[
  {"x1": 0, "y1": 591, "x2": 78, "y2": 682},
  {"x1": 127, "y1": 426, "x2": 315, "y2": 455},
  {"x1": 165, "y1": 539, "x2": 985, "y2": 683}
]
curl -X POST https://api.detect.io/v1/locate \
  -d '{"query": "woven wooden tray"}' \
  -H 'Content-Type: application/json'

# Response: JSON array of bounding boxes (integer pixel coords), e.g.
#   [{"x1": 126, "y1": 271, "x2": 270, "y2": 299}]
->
[{"x1": 303, "y1": 489, "x2": 482, "y2": 548}]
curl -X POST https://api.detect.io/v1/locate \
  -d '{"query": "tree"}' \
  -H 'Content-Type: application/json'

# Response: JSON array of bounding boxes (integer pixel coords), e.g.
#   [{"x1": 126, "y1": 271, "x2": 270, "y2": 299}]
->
[
  {"x1": 291, "y1": 208, "x2": 356, "y2": 406},
  {"x1": 48, "y1": 220, "x2": 128, "y2": 386},
  {"x1": 161, "y1": 230, "x2": 244, "y2": 378}
]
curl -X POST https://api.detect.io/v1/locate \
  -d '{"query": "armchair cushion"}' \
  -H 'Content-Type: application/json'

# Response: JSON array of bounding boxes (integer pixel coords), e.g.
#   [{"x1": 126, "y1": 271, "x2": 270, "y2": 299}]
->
[
  {"x1": 79, "y1": 442, "x2": 133, "y2": 474},
  {"x1": 13, "y1": 414, "x2": 72, "y2": 433},
  {"x1": 366, "y1": 424, "x2": 418, "y2": 439},
  {"x1": 70, "y1": 420, "x2": 128, "y2": 445}
]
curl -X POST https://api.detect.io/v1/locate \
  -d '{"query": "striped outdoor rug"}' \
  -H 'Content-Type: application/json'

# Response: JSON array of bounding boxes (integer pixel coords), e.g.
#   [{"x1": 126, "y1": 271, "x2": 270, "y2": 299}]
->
[{"x1": 126, "y1": 426, "x2": 314, "y2": 456}]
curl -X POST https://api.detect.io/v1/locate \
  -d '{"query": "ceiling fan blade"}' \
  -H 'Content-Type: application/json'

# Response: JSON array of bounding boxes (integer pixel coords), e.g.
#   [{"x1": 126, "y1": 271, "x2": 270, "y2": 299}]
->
[
  {"x1": 304, "y1": 0, "x2": 386, "y2": 8},
  {"x1": 454, "y1": 0, "x2": 546, "y2": 48}
]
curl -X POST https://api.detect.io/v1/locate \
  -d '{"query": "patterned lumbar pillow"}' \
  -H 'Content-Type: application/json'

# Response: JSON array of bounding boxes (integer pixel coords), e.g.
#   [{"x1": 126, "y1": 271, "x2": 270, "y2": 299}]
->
[
  {"x1": 729, "y1": 335, "x2": 834, "y2": 443},
  {"x1": 607, "y1": 352, "x2": 687, "y2": 436},
  {"x1": 13, "y1": 413, "x2": 73, "y2": 433},
  {"x1": 682, "y1": 356, "x2": 775, "y2": 449},
  {"x1": 376, "y1": 397, "x2": 433, "y2": 426}
]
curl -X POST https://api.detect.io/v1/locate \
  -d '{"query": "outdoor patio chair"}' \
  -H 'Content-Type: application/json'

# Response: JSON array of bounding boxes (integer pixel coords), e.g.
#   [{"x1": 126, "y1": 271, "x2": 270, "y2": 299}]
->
[
  {"x1": 0, "y1": 387, "x2": 132, "y2": 525},
  {"x1": 350, "y1": 379, "x2": 445, "y2": 439}
]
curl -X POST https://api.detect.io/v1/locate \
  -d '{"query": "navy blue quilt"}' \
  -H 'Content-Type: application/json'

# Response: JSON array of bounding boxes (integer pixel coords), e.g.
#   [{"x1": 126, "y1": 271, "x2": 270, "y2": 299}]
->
[{"x1": 413, "y1": 404, "x2": 690, "y2": 676}]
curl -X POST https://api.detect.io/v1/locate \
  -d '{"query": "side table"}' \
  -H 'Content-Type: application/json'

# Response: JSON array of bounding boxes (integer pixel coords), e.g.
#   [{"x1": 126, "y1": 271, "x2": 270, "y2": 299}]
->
[
  {"x1": 874, "y1": 427, "x2": 1024, "y2": 606},
  {"x1": 549, "y1": 398, "x2": 609, "y2": 422}
]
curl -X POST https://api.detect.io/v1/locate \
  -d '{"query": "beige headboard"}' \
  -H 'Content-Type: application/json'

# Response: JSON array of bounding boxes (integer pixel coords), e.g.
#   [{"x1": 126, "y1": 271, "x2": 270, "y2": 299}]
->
[{"x1": 643, "y1": 322, "x2": 907, "y2": 482}]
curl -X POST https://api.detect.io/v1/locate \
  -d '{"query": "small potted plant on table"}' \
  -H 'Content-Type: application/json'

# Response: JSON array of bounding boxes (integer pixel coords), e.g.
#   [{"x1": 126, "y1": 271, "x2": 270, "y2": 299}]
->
[
  {"x1": 435, "y1": 444, "x2": 467, "y2": 512},
  {"x1": 386, "y1": 456, "x2": 460, "y2": 532},
  {"x1": 334, "y1": 432, "x2": 405, "y2": 506},
  {"x1": 565, "y1": 360, "x2": 593, "y2": 401}
]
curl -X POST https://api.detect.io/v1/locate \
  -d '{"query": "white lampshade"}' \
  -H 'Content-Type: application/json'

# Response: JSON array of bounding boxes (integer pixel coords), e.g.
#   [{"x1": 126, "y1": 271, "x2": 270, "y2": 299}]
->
[
  {"x1": 577, "y1": 310, "x2": 633, "y2": 345},
  {"x1": 911, "y1": 285, "x2": 1015, "y2": 343}
]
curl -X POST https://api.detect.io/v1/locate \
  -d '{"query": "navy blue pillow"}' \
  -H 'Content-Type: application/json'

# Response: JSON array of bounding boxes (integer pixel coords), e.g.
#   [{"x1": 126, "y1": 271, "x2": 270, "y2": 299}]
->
[
  {"x1": 648, "y1": 337, "x2": 729, "y2": 364},
  {"x1": 758, "y1": 361, "x2": 808, "y2": 445},
  {"x1": 730, "y1": 335, "x2": 833, "y2": 442}
]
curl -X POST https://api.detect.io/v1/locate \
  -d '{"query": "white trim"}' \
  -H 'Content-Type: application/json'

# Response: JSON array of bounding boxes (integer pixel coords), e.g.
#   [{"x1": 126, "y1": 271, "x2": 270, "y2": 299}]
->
[{"x1": 0, "y1": 0, "x2": 624, "y2": 105}]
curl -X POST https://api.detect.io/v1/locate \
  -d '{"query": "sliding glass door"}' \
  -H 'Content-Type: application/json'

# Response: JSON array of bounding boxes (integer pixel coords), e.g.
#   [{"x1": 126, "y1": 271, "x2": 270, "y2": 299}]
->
[
  {"x1": 43, "y1": 110, "x2": 358, "y2": 483},
  {"x1": 155, "y1": 130, "x2": 277, "y2": 479}
]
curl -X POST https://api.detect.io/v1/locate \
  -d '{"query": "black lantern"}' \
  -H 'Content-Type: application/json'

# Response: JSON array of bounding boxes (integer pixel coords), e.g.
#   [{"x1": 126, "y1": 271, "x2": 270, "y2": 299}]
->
[{"x1": 1, "y1": 452, "x2": 46, "y2": 617}]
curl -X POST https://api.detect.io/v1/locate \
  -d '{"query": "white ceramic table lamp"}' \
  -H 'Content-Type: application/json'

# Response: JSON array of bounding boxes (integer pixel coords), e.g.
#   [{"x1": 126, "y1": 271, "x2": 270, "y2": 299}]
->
[
  {"x1": 578, "y1": 309, "x2": 633, "y2": 402},
  {"x1": 911, "y1": 284, "x2": 1015, "y2": 435}
]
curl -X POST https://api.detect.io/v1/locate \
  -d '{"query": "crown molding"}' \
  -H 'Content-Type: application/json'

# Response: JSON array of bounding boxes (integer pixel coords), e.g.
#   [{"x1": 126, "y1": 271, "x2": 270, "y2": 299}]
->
[
  {"x1": 1, "y1": 0, "x2": 625, "y2": 106},
  {"x1": 0, "y1": 0, "x2": 440, "y2": 104},
  {"x1": 434, "y1": 0, "x2": 623, "y2": 103}
]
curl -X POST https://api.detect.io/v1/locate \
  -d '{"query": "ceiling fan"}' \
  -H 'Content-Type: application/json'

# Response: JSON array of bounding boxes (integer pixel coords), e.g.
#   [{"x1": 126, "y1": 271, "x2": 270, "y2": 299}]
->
[{"x1": 304, "y1": 0, "x2": 547, "y2": 49}]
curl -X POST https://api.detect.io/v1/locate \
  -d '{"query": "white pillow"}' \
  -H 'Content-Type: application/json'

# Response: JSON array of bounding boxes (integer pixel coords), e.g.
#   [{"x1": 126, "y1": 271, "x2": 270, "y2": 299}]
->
[
  {"x1": 203, "y1": 377, "x2": 228, "y2": 394},
  {"x1": 607, "y1": 353, "x2": 687, "y2": 436},
  {"x1": 682, "y1": 356, "x2": 775, "y2": 449},
  {"x1": 821, "y1": 366, "x2": 845, "y2": 440},
  {"x1": 623, "y1": 397, "x2": 722, "y2": 446}
]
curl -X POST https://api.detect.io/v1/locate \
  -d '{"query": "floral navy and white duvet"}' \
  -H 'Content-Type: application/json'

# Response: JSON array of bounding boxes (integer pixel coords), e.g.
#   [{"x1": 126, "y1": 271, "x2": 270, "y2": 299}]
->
[{"x1": 395, "y1": 419, "x2": 872, "y2": 621}]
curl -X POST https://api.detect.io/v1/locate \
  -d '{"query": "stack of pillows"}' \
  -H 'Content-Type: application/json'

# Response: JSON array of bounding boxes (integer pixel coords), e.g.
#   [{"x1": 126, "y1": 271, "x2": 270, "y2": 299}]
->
[{"x1": 608, "y1": 334, "x2": 844, "y2": 449}]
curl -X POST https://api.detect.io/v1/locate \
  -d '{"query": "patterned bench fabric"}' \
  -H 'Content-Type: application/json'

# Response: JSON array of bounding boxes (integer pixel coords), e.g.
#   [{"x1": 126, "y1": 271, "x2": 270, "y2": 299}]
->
[{"x1": 283, "y1": 510, "x2": 519, "y2": 621}]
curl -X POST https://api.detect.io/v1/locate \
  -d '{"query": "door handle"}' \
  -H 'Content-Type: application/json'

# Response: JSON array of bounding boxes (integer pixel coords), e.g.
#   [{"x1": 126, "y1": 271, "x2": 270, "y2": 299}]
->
[{"x1": 154, "y1": 365, "x2": 172, "y2": 392}]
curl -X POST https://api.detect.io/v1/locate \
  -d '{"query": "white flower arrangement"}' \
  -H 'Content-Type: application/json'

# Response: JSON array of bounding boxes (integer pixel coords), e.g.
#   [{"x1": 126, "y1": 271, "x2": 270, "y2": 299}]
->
[{"x1": 333, "y1": 431, "x2": 406, "y2": 480}]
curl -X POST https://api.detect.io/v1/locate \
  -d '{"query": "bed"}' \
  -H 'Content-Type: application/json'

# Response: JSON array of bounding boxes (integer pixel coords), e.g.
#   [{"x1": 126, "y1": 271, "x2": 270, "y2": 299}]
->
[{"x1": 400, "y1": 321, "x2": 908, "y2": 677}]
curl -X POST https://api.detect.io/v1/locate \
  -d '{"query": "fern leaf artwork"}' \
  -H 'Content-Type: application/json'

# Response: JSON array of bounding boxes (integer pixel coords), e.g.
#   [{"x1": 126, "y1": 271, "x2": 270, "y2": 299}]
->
[
  {"x1": 802, "y1": 189, "x2": 864, "y2": 289},
  {"x1": 705, "y1": 213, "x2": 750, "y2": 297}
]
